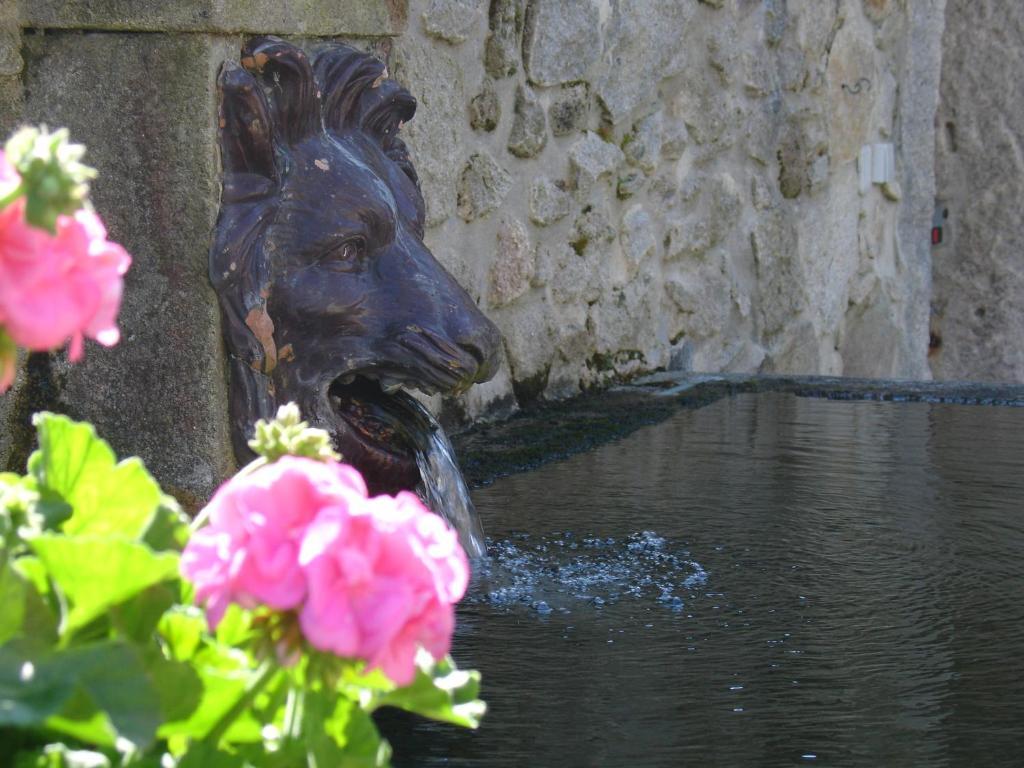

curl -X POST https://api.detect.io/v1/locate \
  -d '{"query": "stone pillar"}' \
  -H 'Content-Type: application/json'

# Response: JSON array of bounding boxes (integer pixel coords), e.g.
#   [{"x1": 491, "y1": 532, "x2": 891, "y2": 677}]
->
[{"x1": 932, "y1": 0, "x2": 1024, "y2": 382}]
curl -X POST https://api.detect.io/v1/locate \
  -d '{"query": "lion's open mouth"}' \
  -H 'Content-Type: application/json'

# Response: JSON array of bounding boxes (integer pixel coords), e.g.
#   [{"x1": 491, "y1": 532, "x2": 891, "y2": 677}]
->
[{"x1": 327, "y1": 374, "x2": 428, "y2": 494}]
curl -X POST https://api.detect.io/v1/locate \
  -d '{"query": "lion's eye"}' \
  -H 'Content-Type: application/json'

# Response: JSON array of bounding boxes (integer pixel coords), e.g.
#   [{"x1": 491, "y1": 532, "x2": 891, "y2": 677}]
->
[{"x1": 320, "y1": 237, "x2": 366, "y2": 272}]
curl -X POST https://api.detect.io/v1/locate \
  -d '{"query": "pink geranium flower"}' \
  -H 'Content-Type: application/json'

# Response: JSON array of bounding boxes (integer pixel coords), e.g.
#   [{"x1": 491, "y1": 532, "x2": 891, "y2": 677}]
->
[
  {"x1": 181, "y1": 456, "x2": 469, "y2": 685},
  {"x1": 299, "y1": 491, "x2": 469, "y2": 685},
  {"x1": 182, "y1": 457, "x2": 369, "y2": 628},
  {"x1": 0, "y1": 149, "x2": 130, "y2": 367}
]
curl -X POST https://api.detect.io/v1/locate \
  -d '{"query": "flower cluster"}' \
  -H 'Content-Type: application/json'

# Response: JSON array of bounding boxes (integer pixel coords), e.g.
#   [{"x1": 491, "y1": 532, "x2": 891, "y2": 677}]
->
[
  {"x1": 0, "y1": 129, "x2": 130, "y2": 392},
  {"x1": 181, "y1": 456, "x2": 469, "y2": 685}
]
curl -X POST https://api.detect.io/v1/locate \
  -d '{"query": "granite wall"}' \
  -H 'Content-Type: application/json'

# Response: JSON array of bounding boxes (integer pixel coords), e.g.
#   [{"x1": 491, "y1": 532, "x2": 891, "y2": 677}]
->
[
  {"x1": 0, "y1": 0, "x2": 947, "y2": 502},
  {"x1": 932, "y1": 0, "x2": 1024, "y2": 382}
]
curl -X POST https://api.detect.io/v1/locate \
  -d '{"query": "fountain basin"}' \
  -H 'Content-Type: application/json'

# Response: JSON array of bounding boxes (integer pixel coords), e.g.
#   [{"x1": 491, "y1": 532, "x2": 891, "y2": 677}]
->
[{"x1": 384, "y1": 374, "x2": 1024, "y2": 767}]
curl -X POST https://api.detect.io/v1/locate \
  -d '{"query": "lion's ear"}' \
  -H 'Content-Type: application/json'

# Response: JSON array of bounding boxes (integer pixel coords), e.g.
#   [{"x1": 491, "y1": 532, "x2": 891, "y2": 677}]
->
[
  {"x1": 315, "y1": 45, "x2": 388, "y2": 133},
  {"x1": 217, "y1": 62, "x2": 277, "y2": 183},
  {"x1": 241, "y1": 37, "x2": 318, "y2": 146}
]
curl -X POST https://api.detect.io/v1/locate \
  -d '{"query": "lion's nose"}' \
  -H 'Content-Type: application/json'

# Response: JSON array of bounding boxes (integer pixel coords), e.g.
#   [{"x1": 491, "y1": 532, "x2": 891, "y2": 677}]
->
[{"x1": 456, "y1": 315, "x2": 502, "y2": 384}]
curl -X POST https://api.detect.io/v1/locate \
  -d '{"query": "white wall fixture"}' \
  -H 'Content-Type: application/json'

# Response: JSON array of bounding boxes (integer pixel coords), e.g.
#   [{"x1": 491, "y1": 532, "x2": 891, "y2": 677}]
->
[{"x1": 859, "y1": 142, "x2": 896, "y2": 193}]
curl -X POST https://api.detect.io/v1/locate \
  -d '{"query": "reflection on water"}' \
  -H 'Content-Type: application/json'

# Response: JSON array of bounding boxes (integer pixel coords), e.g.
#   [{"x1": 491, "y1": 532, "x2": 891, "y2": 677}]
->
[{"x1": 383, "y1": 394, "x2": 1024, "y2": 767}]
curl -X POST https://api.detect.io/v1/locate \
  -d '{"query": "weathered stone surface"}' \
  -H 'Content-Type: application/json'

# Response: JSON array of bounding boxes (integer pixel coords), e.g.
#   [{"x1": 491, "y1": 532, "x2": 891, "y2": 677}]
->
[
  {"x1": 422, "y1": 0, "x2": 485, "y2": 44},
  {"x1": 776, "y1": 111, "x2": 828, "y2": 199},
  {"x1": 932, "y1": 0, "x2": 1023, "y2": 382},
  {"x1": 543, "y1": 243, "x2": 601, "y2": 306},
  {"x1": 623, "y1": 110, "x2": 663, "y2": 174},
  {"x1": 594, "y1": 0, "x2": 694, "y2": 123},
  {"x1": 493, "y1": 305, "x2": 553, "y2": 398},
  {"x1": 826, "y1": 22, "x2": 879, "y2": 166},
  {"x1": 549, "y1": 83, "x2": 589, "y2": 137},
  {"x1": 528, "y1": 176, "x2": 571, "y2": 226},
  {"x1": 616, "y1": 171, "x2": 645, "y2": 199},
  {"x1": 570, "y1": 207, "x2": 617, "y2": 256},
  {"x1": 392, "y1": 38, "x2": 463, "y2": 227},
  {"x1": 0, "y1": 28, "x2": 20, "y2": 76},
  {"x1": 665, "y1": 218, "x2": 711, "y2": 263},
  {"x1": 587, "y1": 277, "x2": 662, "y2": 378},
  {"x1": 10, "y1": 32, "x2": 235, "y2": 504},
  {"x1": 619, "y1": 205, "x2": 656, "y2": 279},
  {"x1": 456, "y1": 151, "x2": 513, "y2": 221},
  {"x1": 487, "y1": 219, "x2": 534, "y2": 308},
  {"x1": 485, "y1": 0, "x2": 525, "y2": 78},
  {"x1": 22, "y1": 0, "x2": 407, "y2": 35},
  {"x1": 507, "y1": 84, "x2": 547, "y2": 159},
  {"x1": 665, "y1": 269, "x2": 730, "y2": 340},
  {"x1": 660, "y1": 118, "x2": 687, "y2": 161},
  {"x1": 468, "y1": 78, "x2": 500, "y2": 132},
  {"x1": 523, "y1": 0, "x2": 602, "y2": 86},
  {"x1": 569, "y1": 131, "x2": 625, "y2": 192}
]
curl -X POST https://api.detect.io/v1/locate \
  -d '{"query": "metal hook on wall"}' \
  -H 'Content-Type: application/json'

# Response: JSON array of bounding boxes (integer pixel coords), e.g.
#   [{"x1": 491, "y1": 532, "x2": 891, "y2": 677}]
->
[{"x1": 841, "y1": 77, "x2": 872, "y2": 95}]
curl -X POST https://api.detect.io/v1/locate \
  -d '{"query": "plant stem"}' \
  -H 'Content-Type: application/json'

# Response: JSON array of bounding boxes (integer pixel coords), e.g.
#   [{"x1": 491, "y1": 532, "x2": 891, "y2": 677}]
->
[
  {"x1": 283, "y1": 684, "x2": 306, "y2": 742},
  {"x1": 201, "y1": 660, "x2": 277, "y2": 747}
]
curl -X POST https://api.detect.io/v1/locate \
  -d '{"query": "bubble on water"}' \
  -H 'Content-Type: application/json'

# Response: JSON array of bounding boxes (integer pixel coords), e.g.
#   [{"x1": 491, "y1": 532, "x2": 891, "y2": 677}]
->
[{"x1": 467, "y1": 530, "x2": 708, "y2": 615}]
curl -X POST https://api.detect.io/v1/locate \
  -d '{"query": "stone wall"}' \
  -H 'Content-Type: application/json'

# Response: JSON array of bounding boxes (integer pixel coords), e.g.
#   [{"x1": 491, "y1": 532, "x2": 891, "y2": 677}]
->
[
  {"x1": 0, "y1": 0, "x2": 946, "y2": 502},
  {"x1": 932, "y1": 0, "x2": 1024, "y2": 382}
]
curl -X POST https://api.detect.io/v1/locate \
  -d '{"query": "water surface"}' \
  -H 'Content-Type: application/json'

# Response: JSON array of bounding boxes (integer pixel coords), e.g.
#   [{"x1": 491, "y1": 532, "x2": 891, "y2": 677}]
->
[{"x1": 386, "y1": 393, "x2": 1024, "y2": 767}]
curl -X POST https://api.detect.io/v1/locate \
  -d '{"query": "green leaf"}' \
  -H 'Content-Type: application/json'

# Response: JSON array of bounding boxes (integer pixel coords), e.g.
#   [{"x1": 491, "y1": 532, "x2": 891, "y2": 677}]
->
[
  {"x1": 157, "y1": 642, "x2": 260, "y2": 744},
  {"x1": 176, "y1": 743, "x2": 245, "y2": 768},
  {"x1": 0, "y1": 638, "x2": 163, "y2": 749},
  {"x1": 29, "y1": 413, "x2": 162, "y2": 540},
  {"x1": 110, "y1": 584, "x2": 176, "y2": 645},
  {"x1": 319, "y1": 694, "x2": 392, "y2": 768},
  {"x1": 0, "y1": 561, "x2": 28, "y2": 645},
  {"x1": 373, "y1": 656, "x2": 486, "y2": 729},
  {"x1": 0, "y1": 639, "x2": 72, "y2": 728},
  {"x1": 12, "y1": 743, "x2": 113, "y2": 768},
  {"x1": 29, "y1": 535, "x2": 179, "y2": 637},
  {"x1": 157, "y1": 607, "x2": 205, "y2": 662},
  {"x1": 140, "y1": 498, "x2": 190, "y2": 553},
  {"x1": 145, "y1": 654, "x2": 202, "y2": 723}
]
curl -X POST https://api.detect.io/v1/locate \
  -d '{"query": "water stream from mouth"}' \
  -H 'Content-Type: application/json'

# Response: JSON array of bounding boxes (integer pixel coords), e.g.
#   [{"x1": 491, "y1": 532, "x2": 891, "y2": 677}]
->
[
  {"x1": 403, "y1": 397, "x2": 487, "y2": 559},
  {"x1": 352, "y1": 387, "x2": 487, "y2": 558}
]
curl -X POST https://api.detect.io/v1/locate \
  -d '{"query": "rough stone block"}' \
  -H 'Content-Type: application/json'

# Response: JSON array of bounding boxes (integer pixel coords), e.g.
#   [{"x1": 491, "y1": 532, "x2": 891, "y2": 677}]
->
[
  {"x1": 623, "y1": 110, "x2": 663, "y2": 174},
  {"x1": 422, "y1": 0, "x2": 485, "y2": 44},
  {"x1": 456, "y1": 152, "x2": 513, "y2": 221},
  {"x1": 619, "y1": 205, "x2": 656, "y2": 280},
  {"x1": 15, "y1": 32, "x2": 236, "y2": 505},
  {"x1": 594, "y1": 0, "x2": 693, "y2": 123},
  {"x1": 468, "y1": 78, "x2": 500, "y2": 132},
  {"x1": 484, "y1": 0, "x2": 525, "y2": 78},
  {"x1": 507, "y1": 84, "x2": 547, "y2": 159},
  {"x1": 523, "y1": 0, "x2": 601, "y2": 86},
  {"x1": 528, "y1": 176, "x2": 571, "y2": 226},
  {"x1": 569, "y1": 131, "x2": 625, "y2": 192},
  {"x1": 487, "y1": 219, "x2": 534, "y2": 308},
  {"x1": 549, "y1": 83, "x2": 589, "y2": 137},
  {"x1": 21, "y1": 1, "x2": 408, "y2": 36}
]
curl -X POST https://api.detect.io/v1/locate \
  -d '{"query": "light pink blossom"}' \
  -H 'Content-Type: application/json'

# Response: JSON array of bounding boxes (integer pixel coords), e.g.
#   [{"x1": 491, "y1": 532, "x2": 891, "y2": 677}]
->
[
  {"x1": 181, "y1": 456, "x2": 369, "y2": 628},
  {"x1": 181, "y1": 456, "x2": 469, "y2": 685},
  {"x1": 299, "y1": 490, "x2": 469, "y2": 685},
  {"x1": 0, "y1": 155, "x2": 130, "y2": 363}
]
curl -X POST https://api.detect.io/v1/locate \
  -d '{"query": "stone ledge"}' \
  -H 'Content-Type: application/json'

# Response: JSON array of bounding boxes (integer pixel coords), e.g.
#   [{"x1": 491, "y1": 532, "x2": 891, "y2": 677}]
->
[{"x1": 19, "y1": 0, "x2": 407, "y2": 36}]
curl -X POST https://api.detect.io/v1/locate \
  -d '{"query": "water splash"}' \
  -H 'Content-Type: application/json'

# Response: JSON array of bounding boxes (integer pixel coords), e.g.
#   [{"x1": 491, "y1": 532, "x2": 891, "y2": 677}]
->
[{"x1": 469, "y1": 530, "x2": 707, "y2": 613}]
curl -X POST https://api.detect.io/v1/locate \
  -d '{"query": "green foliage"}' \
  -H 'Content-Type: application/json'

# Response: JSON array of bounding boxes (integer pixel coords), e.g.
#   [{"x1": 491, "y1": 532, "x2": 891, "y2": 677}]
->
[
  {"x1": 2, "y1": 126, "x2": 97, "y2": 232},
  {"x1": 0, "y1": 412, "x2": 484, "y2": 768}
]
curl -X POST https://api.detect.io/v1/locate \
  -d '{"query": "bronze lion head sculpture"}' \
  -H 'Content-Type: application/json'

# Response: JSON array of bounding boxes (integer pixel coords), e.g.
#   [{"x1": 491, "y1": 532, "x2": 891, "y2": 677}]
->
[{"x1": 210, "y1": 37, "x2": 501, "y2": 494}]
